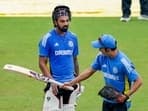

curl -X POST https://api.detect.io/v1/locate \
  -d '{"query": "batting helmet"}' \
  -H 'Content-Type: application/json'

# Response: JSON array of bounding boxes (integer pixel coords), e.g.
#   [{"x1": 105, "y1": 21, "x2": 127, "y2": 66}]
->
[{"x1": 52, "y1": 5, "x2": 71, "y2": 26}]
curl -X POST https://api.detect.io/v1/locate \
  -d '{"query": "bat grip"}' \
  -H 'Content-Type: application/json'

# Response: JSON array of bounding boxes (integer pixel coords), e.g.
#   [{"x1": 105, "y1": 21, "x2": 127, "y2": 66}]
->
[
  {"x1": 64, "y1": 86, "x2": 74, "y2": 91},
  {"x1": 48, "y1": 79, "x2": 74, "y2": 91}
]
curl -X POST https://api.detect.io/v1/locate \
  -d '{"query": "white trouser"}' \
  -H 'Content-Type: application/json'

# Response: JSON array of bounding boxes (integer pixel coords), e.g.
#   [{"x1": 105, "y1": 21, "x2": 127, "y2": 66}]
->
[{"x1": 42, "y1": 84, "x2": 80, "y2": 111}]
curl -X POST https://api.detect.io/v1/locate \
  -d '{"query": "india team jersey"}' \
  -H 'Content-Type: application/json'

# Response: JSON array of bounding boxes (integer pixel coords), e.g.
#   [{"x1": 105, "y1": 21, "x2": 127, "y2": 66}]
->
[
  {"x1": 38, "y1": 29, "x2": 79, "y2": 83},
  {"x1": 91, "y1": 51, "x2": 139, "y2": 93}
]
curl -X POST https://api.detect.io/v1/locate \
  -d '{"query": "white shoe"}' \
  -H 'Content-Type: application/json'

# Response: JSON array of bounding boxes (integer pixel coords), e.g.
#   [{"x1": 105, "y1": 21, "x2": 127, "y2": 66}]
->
[
  {"x1": 120, "y1": 17, "x2": 131, "y2": 22},
  {"x1": 138, "y1": 15, "x2": 148, "y2": 20}
]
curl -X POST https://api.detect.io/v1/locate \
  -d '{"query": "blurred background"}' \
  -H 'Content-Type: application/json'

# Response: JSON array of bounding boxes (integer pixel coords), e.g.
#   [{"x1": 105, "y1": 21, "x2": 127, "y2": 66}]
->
[{"x1": 0, "y1": 0, "x2": 140, "y2": 17}]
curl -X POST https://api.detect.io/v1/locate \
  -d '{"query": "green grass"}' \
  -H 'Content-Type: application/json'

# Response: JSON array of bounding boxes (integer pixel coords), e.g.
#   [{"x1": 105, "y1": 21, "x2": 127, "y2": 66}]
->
[{"x1": 0, "y1": 17, "x2": 148, "y2": 111}]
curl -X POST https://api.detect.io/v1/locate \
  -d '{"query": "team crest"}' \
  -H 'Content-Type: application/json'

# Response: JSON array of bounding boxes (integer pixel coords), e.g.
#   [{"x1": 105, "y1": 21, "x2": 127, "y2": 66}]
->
[
  {"x1": 68, "y1": 41, "x2": 73, "y2": 47},
  {"x1": 113, "y1": 67, "x2": 118, "y2": 74}
]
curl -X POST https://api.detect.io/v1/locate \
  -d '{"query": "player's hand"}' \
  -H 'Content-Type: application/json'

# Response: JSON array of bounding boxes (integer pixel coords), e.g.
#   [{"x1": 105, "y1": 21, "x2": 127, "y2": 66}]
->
[
  {"x1": 117, "y1": 94, "x2": 128, "y2": 103},
  {"x1": 51, "y1": 83, "x2": 58, "y2": 95},
  {"x1": 62, "y1": 82, "x2": 72, "y2": 89}
]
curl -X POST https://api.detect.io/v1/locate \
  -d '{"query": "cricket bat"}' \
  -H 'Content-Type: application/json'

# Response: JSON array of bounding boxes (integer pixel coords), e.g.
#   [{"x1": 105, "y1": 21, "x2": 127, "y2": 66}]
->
[{"x1": 3, "y1": 64, "x2": 74, "y2": 90}]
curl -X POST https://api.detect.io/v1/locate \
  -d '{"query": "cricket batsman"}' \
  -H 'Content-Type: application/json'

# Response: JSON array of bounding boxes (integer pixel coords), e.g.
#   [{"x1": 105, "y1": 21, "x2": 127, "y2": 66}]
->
[{"x1": 38, "y1": 5, "x2": 81, "y2": 111}]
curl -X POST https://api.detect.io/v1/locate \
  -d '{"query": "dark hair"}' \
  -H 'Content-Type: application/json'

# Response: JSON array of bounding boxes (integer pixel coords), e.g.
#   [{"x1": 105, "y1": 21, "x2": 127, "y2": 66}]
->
[
  {"x1": 104, "y1": 47, "x2": 117, "y2": 52},
  {"x1": 52, "y1": 5, "x2": 71, "y2": 26}
]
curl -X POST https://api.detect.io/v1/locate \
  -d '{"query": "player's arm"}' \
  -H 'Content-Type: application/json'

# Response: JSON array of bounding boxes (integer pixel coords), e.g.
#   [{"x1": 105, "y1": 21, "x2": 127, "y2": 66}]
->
[
  {"x1": 39, "y1": 56, "x2": 52, "y2": 79},
  {"x1": 70, "y1": 67, "x2": 96, "y2": 86},
  {"x1": 117, "y1": 76, "x2": 142, "y2": 103},
  {"x1": 125, "y1": 77, "x2": 142, "y2": 97},
  {"x1": 73, "y1": 56, "x2": 79, "y2": 76},
  {"x1": 122, "y1": 61, "x2": 143, "y2": 98},
  {"x1": 39, "y1": 56, "x2": 59, "y2": 95}
]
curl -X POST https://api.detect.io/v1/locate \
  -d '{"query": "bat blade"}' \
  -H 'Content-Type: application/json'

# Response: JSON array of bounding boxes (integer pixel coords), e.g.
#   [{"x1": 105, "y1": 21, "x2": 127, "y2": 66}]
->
[
  {"x1": 3, "y1": 64, "x2": 34, "y2": 77},
  {"x1": 3, "y1": 64, "x2": 74, "y2": 91}
]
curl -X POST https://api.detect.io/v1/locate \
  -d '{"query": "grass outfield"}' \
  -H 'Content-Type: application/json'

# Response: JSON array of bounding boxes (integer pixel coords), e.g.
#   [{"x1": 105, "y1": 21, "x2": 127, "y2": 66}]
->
[{"x1": 0, "y1": 17, "x2": 148, "y2": 111}]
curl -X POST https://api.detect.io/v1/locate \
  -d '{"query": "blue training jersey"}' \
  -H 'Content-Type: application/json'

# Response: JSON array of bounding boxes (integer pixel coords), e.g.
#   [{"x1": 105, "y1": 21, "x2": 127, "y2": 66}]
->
[
  {"x1": 91, "y1": 51, "x2": 139, "y2": 93},
  {"x1": 38, "y1": 29, "x2": 79, "y2": 83}
]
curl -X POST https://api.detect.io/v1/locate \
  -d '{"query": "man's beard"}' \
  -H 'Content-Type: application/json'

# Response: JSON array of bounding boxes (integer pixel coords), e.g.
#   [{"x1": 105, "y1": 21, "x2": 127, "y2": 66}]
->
[{"x1": 57, "y1": 25, "x2": 68, "y2": 32}]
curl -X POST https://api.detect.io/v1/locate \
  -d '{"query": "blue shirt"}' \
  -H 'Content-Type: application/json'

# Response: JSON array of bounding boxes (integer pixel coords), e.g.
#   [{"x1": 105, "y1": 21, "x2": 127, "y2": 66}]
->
[
  {"x1": 91, "y1": 51, "x2": 139, "y2": 93},
  {"x1": 38, "y1": 29, "x2": 79, "y2": 83}
]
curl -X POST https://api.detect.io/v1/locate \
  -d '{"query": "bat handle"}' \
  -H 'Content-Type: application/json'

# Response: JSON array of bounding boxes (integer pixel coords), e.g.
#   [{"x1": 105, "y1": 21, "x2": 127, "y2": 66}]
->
[
  {"x1": 65, "y1": 86, "x2": 74, "y2": 91},
  {"x1": 48, "y1": 79, "x2": 74, "y2": 91}
]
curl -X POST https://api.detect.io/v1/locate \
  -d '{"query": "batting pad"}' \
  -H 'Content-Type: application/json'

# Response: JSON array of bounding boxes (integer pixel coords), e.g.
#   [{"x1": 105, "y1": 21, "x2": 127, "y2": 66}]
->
[
  {"x1": 63, "y1": 104, "x2": 75, "y2": 111},
  {"x1": 69, "y1": 84, "x2": 80, "y2": 104},
  {"x1": 42, "y1": 90, "x2": 61, "y2": 111}
]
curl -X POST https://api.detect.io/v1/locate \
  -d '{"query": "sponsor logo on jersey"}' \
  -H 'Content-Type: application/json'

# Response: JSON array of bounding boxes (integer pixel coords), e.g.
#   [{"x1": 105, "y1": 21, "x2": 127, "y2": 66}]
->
[
  {"x1": 104, "y1": 72, "x2": 119, "y2": 80},
  {"x1": 55, "y1": 50, "x2": 73, "y2": 55}
]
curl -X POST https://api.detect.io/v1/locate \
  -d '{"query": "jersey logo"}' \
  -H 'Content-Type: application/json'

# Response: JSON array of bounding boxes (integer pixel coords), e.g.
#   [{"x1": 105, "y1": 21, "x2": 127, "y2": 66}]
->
[
  {"x1": 113, "y1": 67, "x2": 118, "y2": 74},
  {"x1": 68, "y1": 41, "x2": 73, "y2": 47},
  {"x1": 102, "y1": 64, "x2": 107, "y2": 68},
  {"x1": 55, "y1": 50, "x2": 73, "y2": 55},
  {"x1": 54, "y1": 42, "x2": 59, "y2": 47}
]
